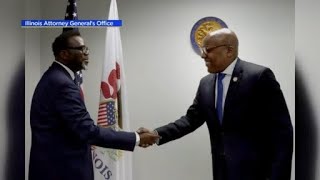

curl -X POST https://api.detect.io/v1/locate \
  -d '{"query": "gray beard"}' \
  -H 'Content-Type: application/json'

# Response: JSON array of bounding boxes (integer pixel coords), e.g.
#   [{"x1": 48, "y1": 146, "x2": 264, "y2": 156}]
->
[{"x1": 81, "y1": 62, "x2": 88, "y2": 70}]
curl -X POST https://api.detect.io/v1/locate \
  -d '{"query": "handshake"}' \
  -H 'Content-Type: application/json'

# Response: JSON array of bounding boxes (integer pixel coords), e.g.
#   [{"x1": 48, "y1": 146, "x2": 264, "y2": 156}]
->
[{"x1": 136, "y1": 127, "x2": 161, "y2": 148}]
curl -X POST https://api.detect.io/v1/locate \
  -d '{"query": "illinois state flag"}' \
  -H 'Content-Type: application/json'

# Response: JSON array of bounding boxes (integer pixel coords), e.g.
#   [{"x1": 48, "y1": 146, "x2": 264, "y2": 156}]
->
[{"x1": 92, "y1": 0, "x2": 133, "y2": 180}]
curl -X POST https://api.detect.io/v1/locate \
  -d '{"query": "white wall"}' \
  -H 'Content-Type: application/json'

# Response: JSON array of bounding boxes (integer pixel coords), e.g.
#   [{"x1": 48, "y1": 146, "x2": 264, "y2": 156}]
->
[
  {"x1": 0, "y1": 0, "x2": 25, "y2": 180},
  {"x1": 26, "y1": 0, "x2": 295, "y2": 180},
  {"x1": 25, "y1": 0, "x2": 41, "y2": 179},
  {"x1": 296, "y1": 0, "x2": 320, "y2": 179}
]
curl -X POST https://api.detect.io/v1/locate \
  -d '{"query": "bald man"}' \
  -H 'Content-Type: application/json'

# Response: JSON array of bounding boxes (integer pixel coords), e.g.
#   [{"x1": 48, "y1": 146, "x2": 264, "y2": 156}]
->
[{"x1": 140, "y1": 28, "x2": 293, "y2": 180}]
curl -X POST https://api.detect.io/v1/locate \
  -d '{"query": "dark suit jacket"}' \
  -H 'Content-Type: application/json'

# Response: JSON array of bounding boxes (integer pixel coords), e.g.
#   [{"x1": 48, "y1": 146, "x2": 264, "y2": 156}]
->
[
  {"x1": 156, "y1": 59, "x2": 293, "y2": 180},
  {"x1": 29, "y1": 62, "x2": 136, "y2": 180}
]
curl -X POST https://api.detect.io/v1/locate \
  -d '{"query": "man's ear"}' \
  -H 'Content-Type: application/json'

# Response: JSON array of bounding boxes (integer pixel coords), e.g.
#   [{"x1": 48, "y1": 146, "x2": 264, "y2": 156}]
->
[
  {"x1": 59, "y1": 50, "x2": 69, "y2": 59},
  {"x1": 226, "y1": 46, "x2": 234, "y2": 57}
]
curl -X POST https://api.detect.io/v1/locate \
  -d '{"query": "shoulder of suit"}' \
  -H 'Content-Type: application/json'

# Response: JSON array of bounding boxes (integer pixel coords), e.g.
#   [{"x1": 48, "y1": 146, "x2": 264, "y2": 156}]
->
[
  {"x1": 43, "y1": 63, "x2": 73, "y2": 86},
  {"x1": 200, "y1": 73, "x2": 214, "y2": 82},
  {"x1": 238, "y1": 59, "x2": 270, "y2": 75}
]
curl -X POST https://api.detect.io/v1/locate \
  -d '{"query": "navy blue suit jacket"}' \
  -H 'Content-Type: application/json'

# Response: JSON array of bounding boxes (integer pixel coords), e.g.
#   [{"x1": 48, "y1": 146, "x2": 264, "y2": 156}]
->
[
  {"x1": 156, "y1": 59, "x2": 293, "y2": 180},
  {"x1": 29, "y1": 62, "x2": 136, "y2": 180}
]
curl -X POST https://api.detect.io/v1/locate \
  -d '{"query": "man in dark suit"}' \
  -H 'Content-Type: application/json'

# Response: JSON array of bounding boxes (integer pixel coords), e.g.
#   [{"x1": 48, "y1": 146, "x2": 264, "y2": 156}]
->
[
  {"x1": 139, "y1": 28, "x2": 293, "y2": 180},
  {"x1": 28, "y1": 30, "x2": 159, "y2": 180}
]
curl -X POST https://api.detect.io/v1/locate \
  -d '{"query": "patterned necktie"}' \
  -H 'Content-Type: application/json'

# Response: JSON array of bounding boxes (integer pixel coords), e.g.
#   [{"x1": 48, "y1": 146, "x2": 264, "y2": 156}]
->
[
  {"x1": 74, "y1": 71, "x2": 82, "y2": 87},
  {"x1": 74, "y1": 71, "x2": 84, "y2": 100},
  {"x1": 74, "y1": 76, "x2": 80, "y2": 87},
  {"x1": 216, "y1": 73, "x2": 226, "y2": 124}
]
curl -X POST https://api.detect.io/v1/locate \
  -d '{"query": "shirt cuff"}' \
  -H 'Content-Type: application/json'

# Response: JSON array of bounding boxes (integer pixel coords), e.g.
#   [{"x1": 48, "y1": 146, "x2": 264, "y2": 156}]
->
[
  {"x1": 135, "y1": 132, "x2": 140, "y2": 146},
  {"x1": 153, "y1": 130, "x2": 160, "y2": 145}
]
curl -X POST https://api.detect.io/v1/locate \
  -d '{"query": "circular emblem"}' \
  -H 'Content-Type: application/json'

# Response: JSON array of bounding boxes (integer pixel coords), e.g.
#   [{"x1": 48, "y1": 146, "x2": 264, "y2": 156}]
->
[{"x1": 190, "y1": 17, "x2": 228, "y2": 55}]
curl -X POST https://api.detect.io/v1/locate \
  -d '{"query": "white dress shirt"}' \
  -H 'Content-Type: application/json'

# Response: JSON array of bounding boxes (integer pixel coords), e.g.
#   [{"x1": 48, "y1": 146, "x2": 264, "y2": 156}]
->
[{"x1": 215, "y1": 58, "x2": 238, "y2": 115}]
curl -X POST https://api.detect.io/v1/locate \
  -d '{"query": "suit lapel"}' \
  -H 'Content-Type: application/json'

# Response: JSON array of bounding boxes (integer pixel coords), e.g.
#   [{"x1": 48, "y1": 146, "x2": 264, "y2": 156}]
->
[
  {"x1": 201, "y1": 74, "x2": 216, "y2": 111},
  {"x1": 203, "y1": 73, "x2": 220, "y2": 128},
  {"x1": 223, "y1": 59, "x2": 243, "y2": 123}
]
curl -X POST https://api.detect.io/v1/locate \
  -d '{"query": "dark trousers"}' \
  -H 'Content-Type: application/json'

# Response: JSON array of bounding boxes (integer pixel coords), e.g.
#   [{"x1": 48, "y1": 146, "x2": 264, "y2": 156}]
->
[{"x1": 213, "y1": 154, "x2": 227, "y2": 180}]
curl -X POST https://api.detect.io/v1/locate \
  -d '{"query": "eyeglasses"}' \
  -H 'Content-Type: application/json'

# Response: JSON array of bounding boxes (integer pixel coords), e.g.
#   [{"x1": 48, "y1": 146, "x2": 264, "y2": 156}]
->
[
  {"x1": 66, "y1": 46, "x2": 89, "y2": 54},
  {"x1": 200, "y1": 44, "x2": 231, "y2": 55}
]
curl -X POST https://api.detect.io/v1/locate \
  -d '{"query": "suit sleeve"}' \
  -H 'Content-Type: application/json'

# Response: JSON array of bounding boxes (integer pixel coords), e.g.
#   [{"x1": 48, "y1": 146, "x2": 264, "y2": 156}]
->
[
  {"x1": 54, "y1": 81, "x2": 136, "y2": 151},
  {"x1": 155, "y1": 83, "x2": 206, "y2": 145},
  {"x1": 258, "y1": 68, "x2": 293, "y2": 180}
]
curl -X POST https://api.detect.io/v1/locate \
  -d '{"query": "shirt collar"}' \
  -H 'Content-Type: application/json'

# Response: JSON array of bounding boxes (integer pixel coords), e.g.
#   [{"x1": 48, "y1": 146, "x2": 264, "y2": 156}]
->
[
  {"x1": 221, "y1": 57, "x2": 238, "y2": 76},
  {"x1": 54, "y1": 60, "x2": 75, "y2": 80}
]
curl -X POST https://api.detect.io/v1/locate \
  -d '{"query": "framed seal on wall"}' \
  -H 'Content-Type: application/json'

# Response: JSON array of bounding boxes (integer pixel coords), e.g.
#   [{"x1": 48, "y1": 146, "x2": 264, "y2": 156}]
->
[{"x1": 190, "y1": 17, "x2": 228, "y2": 55}]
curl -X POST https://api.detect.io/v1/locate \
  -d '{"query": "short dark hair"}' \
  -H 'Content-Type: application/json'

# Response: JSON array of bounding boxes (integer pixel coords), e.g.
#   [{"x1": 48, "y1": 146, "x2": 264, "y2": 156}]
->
[{"x1": 52, "y1": 30, "x2": 81, "y2": 57}]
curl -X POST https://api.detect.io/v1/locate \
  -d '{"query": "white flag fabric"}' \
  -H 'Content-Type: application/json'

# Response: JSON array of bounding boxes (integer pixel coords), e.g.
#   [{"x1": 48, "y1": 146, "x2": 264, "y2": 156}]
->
[{"x1": 92, "y1": 0, "x2": 132, "y2": 179}]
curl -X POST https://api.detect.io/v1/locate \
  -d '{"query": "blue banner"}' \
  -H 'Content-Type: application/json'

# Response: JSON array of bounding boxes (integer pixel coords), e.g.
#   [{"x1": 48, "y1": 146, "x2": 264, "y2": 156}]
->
[{"x1": 21, "y1": 20, "x2": 122, "y2": 28}]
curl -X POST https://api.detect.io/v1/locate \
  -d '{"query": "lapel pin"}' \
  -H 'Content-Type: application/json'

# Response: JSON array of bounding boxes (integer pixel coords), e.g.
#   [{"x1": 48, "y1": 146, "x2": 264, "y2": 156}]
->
[{"x1": 233, "y1": 77, "x2": 238, "y2": 82}]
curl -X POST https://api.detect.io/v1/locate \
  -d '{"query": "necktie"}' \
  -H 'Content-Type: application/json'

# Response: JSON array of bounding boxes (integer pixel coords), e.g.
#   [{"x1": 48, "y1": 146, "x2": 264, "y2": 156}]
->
[
  {"x1": 74, "y1": 71, "x2": 82, "y2": 87},
  {"x1": 74, "y1": 75, "x2": 80, "y2": 87},
  {"x1": 74, "y1": 71, "x2": 84, "y2": 100},
  {"x1": 216, "y1": 73, "x2": 225, "y2": 124}
]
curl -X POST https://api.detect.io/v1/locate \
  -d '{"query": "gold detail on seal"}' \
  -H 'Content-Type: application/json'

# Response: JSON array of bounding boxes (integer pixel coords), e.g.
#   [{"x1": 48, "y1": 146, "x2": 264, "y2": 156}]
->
[{"x1": 195, "y1": 21, "x2": 223, "y2": 47}]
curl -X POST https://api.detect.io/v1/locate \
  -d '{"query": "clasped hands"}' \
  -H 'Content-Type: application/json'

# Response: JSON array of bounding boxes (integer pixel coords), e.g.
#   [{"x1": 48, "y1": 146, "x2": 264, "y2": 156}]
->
[{"x1": 136, "y1": 127, "x2": 160, "y2": 148}]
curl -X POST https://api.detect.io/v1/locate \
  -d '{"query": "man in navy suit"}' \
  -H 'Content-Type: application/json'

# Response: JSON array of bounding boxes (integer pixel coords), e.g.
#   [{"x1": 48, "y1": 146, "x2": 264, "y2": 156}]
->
[
  {"x1": 139, "y1": 28, "x2": 293, "y2": 180},
  {"x1": 28, "y1": 30, "x2": 160, "y2": 180}
]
